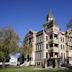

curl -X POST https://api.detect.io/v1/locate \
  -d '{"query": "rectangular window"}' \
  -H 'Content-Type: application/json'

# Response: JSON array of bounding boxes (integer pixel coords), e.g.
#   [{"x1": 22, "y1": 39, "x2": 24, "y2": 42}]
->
[
  {"x1": 61, "y1": 53, "x2": 63, "y2": 58},
  {"x1": 41, "y1": 43, "x2": 43, "y2": 50},
  {"x1": 40, "y1": 44, "x2": 41, "y2": 50},
  {"x1": 61, "y1": 37, "x2": 62, "y2": 42},
  {"x1": 36, "y1": 45, "x2": 37, "y2": 51},
  {"x1": 61, "y1": 44, "x2": 62, "y2": 49},
  {"x1": 46, "y1": 44, "x2": 48, "y2": 49},
  {"x1": 49, "y1": 44, "x2": 53, "y2": 47},
  {"x1": 46, "y1": 36, "x2": 48, "y2": 41},
  {"x1": 50, "y1": 52, "x2": 53, "y2": 57},
  {"x1": 63, "y1": 45, "x2": 65, "y2": 49},
  {"x1": 54, "y1": 44, "x2": 58, "y2": 47},
  {"x1": 38, "y1": 44, "x2": 40, "y2": 51},
  {"x1": 29, "y1": 38, "x2": 32, "y2": 44},
  {"x1": 46, "y1": 52, "x2": 48, "y2": 58},
  {"x1": 50, "y1": 34, "x2": 53, "y2": 39},
  {"x1": 54, "y1": 34, "x2": 58, "y2": 39},
  {"x1": 71, "y1": 46, "x2": 72, "y2": 50},
  {"x1": 63, "y1": 38, "x2": 64, "y2": 42},
  {"x1": 40, "y1": 53, "x2": 41, "y2": 59},
  {"x1": 40, "y1": 36, "x2": 42, "y2": 42}
]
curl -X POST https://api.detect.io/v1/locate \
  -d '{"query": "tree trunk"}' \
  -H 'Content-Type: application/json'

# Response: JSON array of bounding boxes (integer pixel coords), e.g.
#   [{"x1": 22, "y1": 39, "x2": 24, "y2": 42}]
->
[{"x1": 2, "y1": 60, "x2": 5, "y2": 68}]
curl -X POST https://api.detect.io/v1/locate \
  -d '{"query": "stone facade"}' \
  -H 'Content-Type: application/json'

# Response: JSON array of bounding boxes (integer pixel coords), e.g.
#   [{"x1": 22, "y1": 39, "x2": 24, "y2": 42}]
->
[{"x1": 24, "y1": 10, "x2": 72, "y2": 68}]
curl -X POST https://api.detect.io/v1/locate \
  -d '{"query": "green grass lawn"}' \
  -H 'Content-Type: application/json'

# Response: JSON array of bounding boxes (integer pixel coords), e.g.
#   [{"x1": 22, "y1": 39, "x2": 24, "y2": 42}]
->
[{"x1": 0, "y1": 66, "x2": 72, "y2": 72}]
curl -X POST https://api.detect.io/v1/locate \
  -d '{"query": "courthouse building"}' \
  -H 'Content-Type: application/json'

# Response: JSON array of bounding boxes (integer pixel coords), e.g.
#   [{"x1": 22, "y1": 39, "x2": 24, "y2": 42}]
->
[{"x1": 24, "y1": 10, "x2": 72, "y2": 68}]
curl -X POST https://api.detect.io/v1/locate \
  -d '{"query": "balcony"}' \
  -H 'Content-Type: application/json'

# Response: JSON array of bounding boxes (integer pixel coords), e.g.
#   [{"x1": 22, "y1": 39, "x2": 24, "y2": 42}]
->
[
  {"x1": 48, "y1": 47, "x2": 59, "y2": 52},
  {"x1": 53, "y1": 47, "x2": 59, "y2": 52},
  {"x1": 48, "y1": 55, "x2": 59, "y2": 60},
  {"x1": 49, "y1": 38, "x2": 59, "y2": 44},
  {"x1": 68, "y1": 52, "x2": 72, "y2": 57},
  {"x1": 49, "y1": 33, "x2": 59, "y2": 43},
  {"x1": 53, "y1": 38, "x2": 59, "y2": 43},
  {"x1": 67, "y1": 42, "x2": 72, "y2": 46}
]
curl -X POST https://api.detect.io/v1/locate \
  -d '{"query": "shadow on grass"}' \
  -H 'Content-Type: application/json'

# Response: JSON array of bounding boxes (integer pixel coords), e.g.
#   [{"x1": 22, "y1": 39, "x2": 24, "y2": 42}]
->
[{"x1": 0, "y1": 66, "x2": 72, "y2": 72}]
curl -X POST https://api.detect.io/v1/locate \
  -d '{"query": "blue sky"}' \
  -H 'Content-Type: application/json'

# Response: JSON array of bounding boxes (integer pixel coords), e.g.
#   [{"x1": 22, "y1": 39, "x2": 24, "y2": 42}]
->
[{"x1": 0, "y1": 0, "x2": 72, "y2": 41}]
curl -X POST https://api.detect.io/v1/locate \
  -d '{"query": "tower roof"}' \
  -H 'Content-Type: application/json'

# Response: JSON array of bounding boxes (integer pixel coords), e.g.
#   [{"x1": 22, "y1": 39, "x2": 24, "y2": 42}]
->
[
  {"x1": 46, "y1": 10, "x2": 55, "y2": 22},
  {"x1": 67, "y1": 18, "x2": 72, "y2": 29}
]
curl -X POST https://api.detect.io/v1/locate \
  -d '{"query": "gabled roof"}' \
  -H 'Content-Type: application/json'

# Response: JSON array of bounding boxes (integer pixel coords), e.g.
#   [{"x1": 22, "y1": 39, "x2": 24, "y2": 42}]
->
[
  {"x1": 24, "y1": 29, "x2": 37, "y2": 40},
  {"x1": 36, "y1": 30, "x2": 43, "y2": 36}
]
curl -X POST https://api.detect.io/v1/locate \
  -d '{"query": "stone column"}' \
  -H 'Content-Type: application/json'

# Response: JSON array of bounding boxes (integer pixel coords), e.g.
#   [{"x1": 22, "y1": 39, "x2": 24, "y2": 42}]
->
[
  {"x1": 45, "y1": 60, "x2": 47, "y2": 68},
  {"x1": 53, "y1": 52, "x2": 54, "y2": 57},
  {"x1": 55, "y1": 59, "x2": 58, "y2": 68}
]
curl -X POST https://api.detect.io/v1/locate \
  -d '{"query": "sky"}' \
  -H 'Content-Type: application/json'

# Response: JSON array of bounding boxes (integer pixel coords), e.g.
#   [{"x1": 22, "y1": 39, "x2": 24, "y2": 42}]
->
[{"x1": 0, "y1": 0, "x2": 72, "y2": 41}]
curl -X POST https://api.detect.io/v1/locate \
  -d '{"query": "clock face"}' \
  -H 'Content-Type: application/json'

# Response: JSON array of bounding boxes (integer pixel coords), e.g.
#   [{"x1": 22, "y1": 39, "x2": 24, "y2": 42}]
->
[{"x1": 48, "y1": 18, "x2": 54, "y2": 21}]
